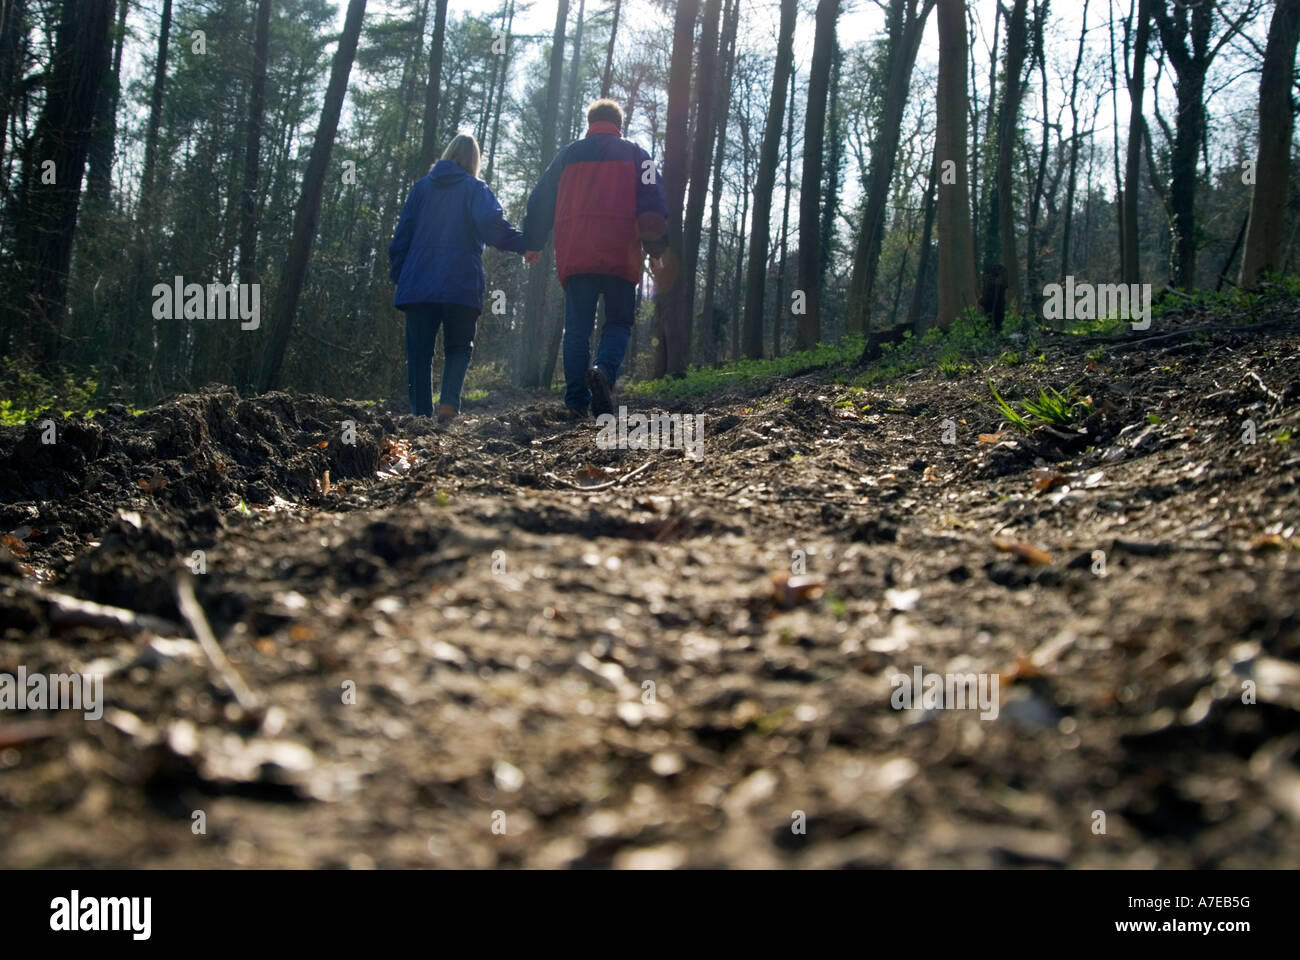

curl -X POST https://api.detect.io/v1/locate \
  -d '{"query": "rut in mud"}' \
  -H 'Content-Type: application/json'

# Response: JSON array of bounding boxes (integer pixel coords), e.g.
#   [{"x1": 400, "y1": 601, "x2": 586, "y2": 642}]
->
[{"x1": 2, "y1": 299, "x2": 1299, "y2": 868}]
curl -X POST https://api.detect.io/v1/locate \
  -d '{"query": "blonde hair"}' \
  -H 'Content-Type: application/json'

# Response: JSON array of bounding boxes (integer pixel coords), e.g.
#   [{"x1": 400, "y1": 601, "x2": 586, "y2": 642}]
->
[{"x1": 440, "y1": 133, "x2": 481, "y2": 178}]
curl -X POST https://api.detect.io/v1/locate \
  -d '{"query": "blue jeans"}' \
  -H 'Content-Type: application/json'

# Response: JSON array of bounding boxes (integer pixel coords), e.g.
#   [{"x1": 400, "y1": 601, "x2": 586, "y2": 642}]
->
[
  {"x1": 562, "y1": 273, "x2": 636, "y2": 411},
  {"x1": 404, "y1": 302, "x2": 479, "y2": 416}
]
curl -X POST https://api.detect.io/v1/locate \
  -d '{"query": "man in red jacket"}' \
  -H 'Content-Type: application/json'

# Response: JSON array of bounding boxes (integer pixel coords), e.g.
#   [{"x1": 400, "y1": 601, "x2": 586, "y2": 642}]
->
[{"x1": 522, "y1": 99, "x2": 668, "y2": 417}]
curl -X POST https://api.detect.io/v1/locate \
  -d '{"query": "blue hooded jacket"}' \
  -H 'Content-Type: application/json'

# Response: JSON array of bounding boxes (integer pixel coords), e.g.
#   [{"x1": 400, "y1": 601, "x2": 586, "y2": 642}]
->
[{"x1": 389, "y1": 159, "x2": 526, "y2": 312}]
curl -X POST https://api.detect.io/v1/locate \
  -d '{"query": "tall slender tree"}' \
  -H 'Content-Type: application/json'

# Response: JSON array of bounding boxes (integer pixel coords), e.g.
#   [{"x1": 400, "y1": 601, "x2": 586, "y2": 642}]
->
[
  {"x1": 674, "y1": 0, "x2": 722, "y2": 372},
  {"x1": 650, "y1": 0, "x2": 700, "y2": 378},
  {"x1": 261, "y1": 0, "x2": 367, "y2": 390},
  {"x1": 8, "y1": 0, "x2": 113, "y2": 366},
  {"x1": 845, "y1": 0, "x2": 934, "y2": 335},
  {"x1": 1240, "y1": 0, "x2": 1300, "y2": 288},
  {"x1": 601, "y1": 0, "x2": 621, "y2": 98},
  {"x1": 933, "y1": 0, "x2": 979, "y2": 331},
  {"x1": 83, "y1": 0, "x2": 128, "y2": 219},
  {"x1": 795, "y1": 0, "x2": 839, "y2": 351},
  {"x1": 1151, "y1": 0, "x2": 1254, "y2": 288},
  {"x1": 515, "y1": 0, "x2": 569, "y2": 388},
  {"x1": 1122, "y1": 0, "x2": 1152, "y2": 285},
  {"x1": 741, "y1": 0, "x2": 797, "y2": 358},
  {"x1": 774, "y1": 68, "x2": 795, "y2": 359},
  {"x1": 234, "y1": 0, "x2": 273, "y2": 391},
  {"x1": 414, "y1": 0, "x2": 449, "y2": 180},
  {"x1": 1060, "y1": 0, "x2": 1090, "y2": 280},
  {"x1": 700, "y1": 0, "x2": 740, "y2": 367},
  {"x1": 540, "y1": 0, "x2": 591, "y2": 387},
  {"x1": 985, "y1": 0, "x2": 1029, "y2": 312}
]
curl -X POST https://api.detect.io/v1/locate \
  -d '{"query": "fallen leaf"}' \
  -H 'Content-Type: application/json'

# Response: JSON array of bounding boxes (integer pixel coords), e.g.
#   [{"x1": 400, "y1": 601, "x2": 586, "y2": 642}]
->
[
  {"x1": 377, "y1": 438, "x2": 415, "y2": 478},
  {"x1": 136, "y1": 469, "x2": 167, "y2": 493},
  {"x1": 770, "y1": 572, "x2": 825, "y2": 609},
  {"x1": 1032, "y1": 469, "x2": 1068, "y2": 493},
  {"x1": 1000, "y1": 654, "x2": 1040, "y2": 684},
  {"x1": 979, "y1": 433, "x2": 1005, "y2": 444},
  {"x1": 2, "y1": 533, "x2": 29, "y2": 557},
  {"x1": 994, "y1": 539, "x2": 1053, "y2": 565},
  {"x1": 576, "y1": 464, "x2": 616, "y2": 487},
  {"x1": 922, "y1": 465, "x2": 940, "y2": 483}
]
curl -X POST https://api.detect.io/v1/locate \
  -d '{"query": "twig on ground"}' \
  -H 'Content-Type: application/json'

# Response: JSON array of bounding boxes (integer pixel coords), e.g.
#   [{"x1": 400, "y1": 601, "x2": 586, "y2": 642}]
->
[
  {"x1": 1246, "y1": 370, "x2": 1285, "y2": 409},
  {"x1": 175, "y1": 576, "x2": 261, "y2": 714},
  {"x1": 15, "y1": 584, "x2": 184, "y2": 636},
  {"x1": 543, "y1": 459, "x2": 657, "y2": 492}
]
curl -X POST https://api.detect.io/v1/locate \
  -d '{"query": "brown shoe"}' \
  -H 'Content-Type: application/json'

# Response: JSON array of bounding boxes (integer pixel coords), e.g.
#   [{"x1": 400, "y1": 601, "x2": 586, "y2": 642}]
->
[{"x1": 435, "y1": 404, "x2": 458, "y2": 424}]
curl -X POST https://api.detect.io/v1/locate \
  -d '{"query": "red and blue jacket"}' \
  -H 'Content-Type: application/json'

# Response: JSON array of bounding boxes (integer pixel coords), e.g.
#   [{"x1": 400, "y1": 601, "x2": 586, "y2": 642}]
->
[{"x1": 522, "y1": 121, "x2": 668, "y2": 286}]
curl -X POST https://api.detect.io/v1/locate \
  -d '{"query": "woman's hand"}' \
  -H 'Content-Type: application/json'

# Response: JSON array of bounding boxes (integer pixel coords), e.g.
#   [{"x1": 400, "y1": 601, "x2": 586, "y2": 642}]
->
[{"x1": 524, "y1": 251, "x2": 541, "y2": 265}]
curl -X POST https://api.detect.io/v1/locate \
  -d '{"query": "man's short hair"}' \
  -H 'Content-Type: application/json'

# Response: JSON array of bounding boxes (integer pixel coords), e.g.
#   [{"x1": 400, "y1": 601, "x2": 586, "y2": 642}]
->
[{"x1": 587, "y1": 99, "x2": 624, "y2": 130}]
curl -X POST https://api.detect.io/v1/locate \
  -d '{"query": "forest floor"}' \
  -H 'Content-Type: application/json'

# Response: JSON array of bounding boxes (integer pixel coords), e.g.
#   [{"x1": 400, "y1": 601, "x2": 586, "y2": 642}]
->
[{"x1": 2, "y1": 296, "x2": 1300, "y2": 868}]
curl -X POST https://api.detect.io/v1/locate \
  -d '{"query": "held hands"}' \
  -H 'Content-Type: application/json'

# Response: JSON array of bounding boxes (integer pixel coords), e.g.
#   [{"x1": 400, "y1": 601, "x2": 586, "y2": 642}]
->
[{"x1": 523, "y1": 250, "x2": 541, "y2": 265}]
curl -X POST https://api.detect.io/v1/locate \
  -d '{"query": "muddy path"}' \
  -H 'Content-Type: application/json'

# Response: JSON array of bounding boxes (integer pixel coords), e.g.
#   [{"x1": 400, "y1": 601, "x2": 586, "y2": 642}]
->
[{"x1": 2, "y1": 300, "x2": 1299, "y2": 868}]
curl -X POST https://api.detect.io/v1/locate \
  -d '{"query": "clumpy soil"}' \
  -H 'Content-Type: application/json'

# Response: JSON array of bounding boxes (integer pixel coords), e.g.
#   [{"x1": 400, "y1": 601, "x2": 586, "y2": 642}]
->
[{"x1": 1, "y1": 299, "x2": 1299, "y2": 869}]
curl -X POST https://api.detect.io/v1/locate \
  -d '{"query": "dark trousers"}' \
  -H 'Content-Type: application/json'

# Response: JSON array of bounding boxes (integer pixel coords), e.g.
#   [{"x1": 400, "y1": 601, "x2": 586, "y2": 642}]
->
[
  {"x1": 403, "y1": 302, "x2": 479, "y2": 416},
  {"x1": 562, "y1": 273, "x2": 637, "y2": 411}
]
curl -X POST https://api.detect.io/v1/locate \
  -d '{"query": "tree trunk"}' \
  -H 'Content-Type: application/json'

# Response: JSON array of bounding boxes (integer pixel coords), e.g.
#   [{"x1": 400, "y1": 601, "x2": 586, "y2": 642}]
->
[
  {"x1": 650, "y1": 0, "x2": 700, "y2": 379},
  {"x1": 1122, "y1": 0, "x2": 1151, "y2": 285},
  {"x1": 601, "y1": 0, "x2": 621, "y2": 98},
  {"x1": 819, "y1": 43, "x2": 843, "y2": 286},
  {"x1": 674, "y1": 0, "x2": 721, "y2": 372},
  {"x1": 414, "y1": 0, "x2": 449, "y2": 180},
  {"x1": 1061, "y1": 0, "x2": 1089, "y2": 280},
  {"x1": 515, "y1": 0, "x2": 568, "y2": 388},
  {"x1": 261, "y1": 0, "x2": 367, "y2": 390},
  {"x1": 485, "y1": 0, "x2": 515, "y2": 186},
  {"x1": 844, "y1": 0, "x2": 933, "y2": 335},
  {"x1": 986, "y1": 0, "x2": 1028, "y2": 313},
  {"x1": 0, "y1": 0, "x2": 28, "y2": 163},
  {"x1": 234, "y1": 0, "x2": 273, "y2": 391},
  {"x1": 933, "y1": 0, "x2": 979, "y2": 330},
  {"x1": 774, "y1": 67, "x2": 795, "y2": 359},
  {"x1": 740, "y1": 0, "x2": 797, "y2": 359},
  {"x1": 1108, "y1": 0, "x2": 1125, "y2": 273},
  {"x1": 731, "y1": 113, "x2": 753, "y2": 361},
  {"x1": 700, "y1": 0, "x2": 739, "y2": 367},
  {"x1": 1024, "y1": 0, "x2": 1051, "y2": 315},
  {"x1": 541, "y1": 0, "x2": 590, "y2": 387},
  {"x1": 1240, "y1": 0, "x2": 1300, "y2": 288},
  {"x1": 907, "y1": 155, "x2": 939, "y2": 331},
  {"x1": 561, "y1": 0, "x2": 586, "y2": 144},
  {"x1": 121, "y1": 0, "x2": 172, "y2": 384},
  {"x1": 83, "y1": 0, "x2": 127, "y2": 219},
  {"x1": 1152, "y1": 0, "x2": 1237, "y2": 289},
  {"x1": 794, "y1": 0, "x2": 838, "y2": 352},
  {"x1": 9, "y1": 0, "x2": 113, "y2": 367}
]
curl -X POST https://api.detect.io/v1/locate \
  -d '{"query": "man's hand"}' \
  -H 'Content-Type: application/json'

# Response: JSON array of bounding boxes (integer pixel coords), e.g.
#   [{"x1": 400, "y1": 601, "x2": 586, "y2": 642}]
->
[{"x1": 524, "y1": 250, "x2": 541, "y2": 265}]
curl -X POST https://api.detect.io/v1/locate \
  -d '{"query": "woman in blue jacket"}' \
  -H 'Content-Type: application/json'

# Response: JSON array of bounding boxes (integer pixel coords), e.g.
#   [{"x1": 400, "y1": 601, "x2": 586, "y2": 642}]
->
[{"x1": 389, "y1": 134, "x2": 527, "y2": 422}]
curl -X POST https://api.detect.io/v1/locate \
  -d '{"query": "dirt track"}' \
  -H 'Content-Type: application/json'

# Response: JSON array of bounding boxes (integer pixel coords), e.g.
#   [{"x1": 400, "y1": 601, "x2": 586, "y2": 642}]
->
[{"x1": 2, "y1": 300, "x2": 1299, "y2": 868}]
